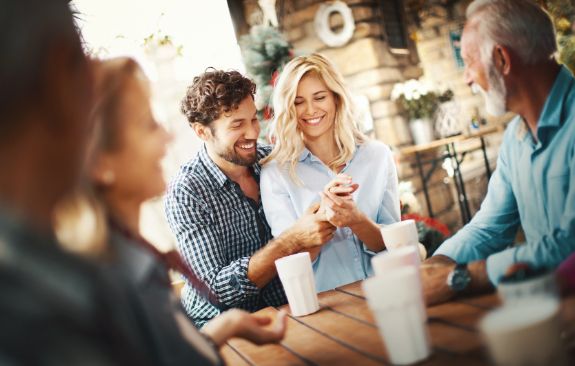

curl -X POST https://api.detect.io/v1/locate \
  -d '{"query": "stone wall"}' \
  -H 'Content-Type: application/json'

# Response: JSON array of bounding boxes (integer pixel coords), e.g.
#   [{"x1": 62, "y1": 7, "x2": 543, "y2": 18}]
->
[
  {"x1": 408, "y1": 1, "x2": 506, "y2": 231},
  {"x1": 242, "y1": 0, "x2": 423, "y2": 147}
]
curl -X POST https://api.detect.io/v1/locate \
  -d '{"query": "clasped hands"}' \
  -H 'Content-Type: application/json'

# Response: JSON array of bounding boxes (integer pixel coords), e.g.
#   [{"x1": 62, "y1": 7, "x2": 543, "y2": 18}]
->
[{"x1": 319, "y1": 174, "x2": 362, "y2": 228}]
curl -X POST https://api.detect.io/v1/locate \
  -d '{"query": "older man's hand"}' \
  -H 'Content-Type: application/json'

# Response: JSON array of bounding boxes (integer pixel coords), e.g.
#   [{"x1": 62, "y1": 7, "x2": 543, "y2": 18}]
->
[{"x1": 420, "y1": 255, "x2": 457, "y2": 306}]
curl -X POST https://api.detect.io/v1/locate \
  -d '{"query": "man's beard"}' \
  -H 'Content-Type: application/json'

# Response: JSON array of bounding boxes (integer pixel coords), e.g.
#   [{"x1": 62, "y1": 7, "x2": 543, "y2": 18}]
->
[
  {"x1": 477, "y1": 63, "x2": 507, "y2": 117},
  {"x1": 216, "y1": 142, "x2": 258, "y2": 167}
]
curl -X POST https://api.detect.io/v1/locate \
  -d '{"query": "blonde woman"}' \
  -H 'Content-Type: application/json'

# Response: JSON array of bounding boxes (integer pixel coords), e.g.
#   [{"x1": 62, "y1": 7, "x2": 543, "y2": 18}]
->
[{"x1": 261, "y1": 53, "x2": 400, "y2": 292}]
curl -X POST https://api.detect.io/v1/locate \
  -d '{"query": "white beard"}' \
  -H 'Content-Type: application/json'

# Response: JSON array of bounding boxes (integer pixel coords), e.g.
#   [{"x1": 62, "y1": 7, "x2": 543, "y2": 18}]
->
[{"x1": 474, "y1": 64, "x2": 508, "y2": 117}]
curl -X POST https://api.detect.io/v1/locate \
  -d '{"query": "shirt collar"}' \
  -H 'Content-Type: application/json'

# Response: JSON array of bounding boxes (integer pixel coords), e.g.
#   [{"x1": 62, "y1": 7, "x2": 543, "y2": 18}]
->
[
  {"x1": 298, "y1": 148, "x2": 312, "y2": 162},
  {"x1": 198, "y1": 145, "x2": 229, "y2": 189},
  {"x1": 197, "y1": 144, "x2": 266, "y2": 189},
  {"x1": 297, "y1": 144, "x2": 362, "y2": 165}
]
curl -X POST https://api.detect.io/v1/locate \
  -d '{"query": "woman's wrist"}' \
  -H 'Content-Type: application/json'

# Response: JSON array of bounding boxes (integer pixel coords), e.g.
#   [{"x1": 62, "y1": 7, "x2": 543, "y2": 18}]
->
[{"x1": 348, "y1": 211, "x2": 368, "y2": 230}]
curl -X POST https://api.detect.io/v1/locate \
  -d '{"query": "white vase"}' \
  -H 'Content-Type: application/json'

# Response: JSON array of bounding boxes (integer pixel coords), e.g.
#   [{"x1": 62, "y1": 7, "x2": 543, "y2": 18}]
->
[{"x1": 409, "y1": 118, "x2": 435, "y2": 145}]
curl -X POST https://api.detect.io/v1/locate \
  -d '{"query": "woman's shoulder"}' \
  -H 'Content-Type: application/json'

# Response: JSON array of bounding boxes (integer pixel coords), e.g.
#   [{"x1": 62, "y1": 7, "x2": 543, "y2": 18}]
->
[
  {"x1": 358, "y1": 139, "x2": 392, "y2": 157},
  {"x1": 261, "y1": 158, "x2": 290, "y2": 177}
]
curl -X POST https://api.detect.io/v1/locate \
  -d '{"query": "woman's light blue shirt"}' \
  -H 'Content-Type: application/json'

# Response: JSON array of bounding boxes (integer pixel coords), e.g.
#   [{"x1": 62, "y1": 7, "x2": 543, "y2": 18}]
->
[{"x1": 261, "y1": 140, "x2": 400, "y2": 292}]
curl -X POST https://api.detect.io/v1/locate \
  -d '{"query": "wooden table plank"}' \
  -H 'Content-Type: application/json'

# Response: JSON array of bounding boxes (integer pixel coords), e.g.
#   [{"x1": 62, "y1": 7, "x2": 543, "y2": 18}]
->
[
  {"x1": 277, "y1": 307, "x2": 386, "y2": 366},
  {"x1": 428, "y1": 322, "x2": 483, "y2": 354},
  {"x1": 226, "y1": 338, "x2": 306, "y2": 366},
  {"x1": 221, "y1": 344, "x2": 253, "y2": 366},
  {"x1": 421, "y1": 350, "x2": 488, "y2": 366},
  {"x1": 335, "y1": 281, "x2": 364, "y2": 298},
  {"x1": 226, "y1": 308, "x2": 311, "y2": 366},
  {"x1": 318, "y1": 288, "x2": 375, "y2": 325},
  {"x1": 284, "y1": 303, "x2": 388, "y2": 363},
  {"x1": 427, "y1": 302, "x2": 487, "y2": 330},
  {"x1": 324, "y1": 283, "x2": 484, "y2": 356}
]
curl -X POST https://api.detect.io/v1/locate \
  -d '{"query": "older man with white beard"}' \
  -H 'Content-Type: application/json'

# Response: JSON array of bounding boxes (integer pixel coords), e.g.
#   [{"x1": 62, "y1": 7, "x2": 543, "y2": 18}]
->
[{"x1": 421, "y1": 0, "x2": 575, "y2": 305}]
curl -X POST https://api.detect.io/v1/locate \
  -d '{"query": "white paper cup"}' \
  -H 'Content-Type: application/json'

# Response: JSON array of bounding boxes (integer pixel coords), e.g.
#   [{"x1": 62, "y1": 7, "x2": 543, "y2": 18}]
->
[
  {"x1": 497, "y1": 271, "x2": 559, "y2": 305},
  {"x1": 480, "y1": 298, "x2": 568, "y2": 366},
  {"x1": 362, "y1": 267, "x2": 431, "y2": 365},
  {"x1": 371, "y1": 245, "x2": 420, "y2": 277},
  {"x1": 380, "y1": 220, "x2": 419, "y2": 250},
  {"x1": 275, "y1": 252, "x2": 319, "y2": 317}
]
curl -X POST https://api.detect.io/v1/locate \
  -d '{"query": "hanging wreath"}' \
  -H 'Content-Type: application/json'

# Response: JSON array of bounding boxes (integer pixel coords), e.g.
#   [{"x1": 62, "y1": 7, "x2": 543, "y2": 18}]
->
[{"x1": 314, "y1": 1, "x2": 355, "y2": 48}]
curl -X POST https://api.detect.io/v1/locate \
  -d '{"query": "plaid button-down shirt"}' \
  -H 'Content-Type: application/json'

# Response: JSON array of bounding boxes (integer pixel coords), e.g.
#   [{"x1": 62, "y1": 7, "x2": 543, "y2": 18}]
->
[{"x1": 165, "y1": 145, "x2": 287, "y2": 327}]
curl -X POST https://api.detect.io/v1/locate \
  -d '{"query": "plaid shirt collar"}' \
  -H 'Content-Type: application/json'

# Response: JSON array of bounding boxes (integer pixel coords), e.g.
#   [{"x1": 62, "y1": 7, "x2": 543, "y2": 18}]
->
[
  {"x1": 198, "y1": 145, "x2": 229, "y2": 189},
  {"x1": 197, "y1": 144, "x2": 267, "y2": 189}
]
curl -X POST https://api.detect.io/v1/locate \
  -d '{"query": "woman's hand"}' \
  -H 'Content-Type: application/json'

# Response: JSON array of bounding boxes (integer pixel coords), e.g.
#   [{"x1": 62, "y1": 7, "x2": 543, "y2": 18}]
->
[
  {"x1": 319, "y1": 174, "x2": 361, "y2": 228},
  {"x1": 202, "y1": 309, "x2": 288, "y2": 347}
]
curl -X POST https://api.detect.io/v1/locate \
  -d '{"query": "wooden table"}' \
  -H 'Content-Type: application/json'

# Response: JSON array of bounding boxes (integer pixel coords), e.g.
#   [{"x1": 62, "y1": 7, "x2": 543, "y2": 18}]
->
[{"x1": 222, "y1": 281, "x2": 574, "y2": 365}]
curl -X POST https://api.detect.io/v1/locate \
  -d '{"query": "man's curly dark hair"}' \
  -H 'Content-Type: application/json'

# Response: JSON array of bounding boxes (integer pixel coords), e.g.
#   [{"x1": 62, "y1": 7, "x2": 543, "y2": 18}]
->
[{"x1": 180, "y1": 68, "x2": 256, "y2": 127}]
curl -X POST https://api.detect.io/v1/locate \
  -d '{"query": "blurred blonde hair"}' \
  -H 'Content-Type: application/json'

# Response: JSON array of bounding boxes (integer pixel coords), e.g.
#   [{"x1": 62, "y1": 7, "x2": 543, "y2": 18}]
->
[
  {"x1": 53, "y1": 57, "x2": 145, "y2": 257},
  {"x1": 261, "y1": 53, "x2": 366, "y2": 183}
]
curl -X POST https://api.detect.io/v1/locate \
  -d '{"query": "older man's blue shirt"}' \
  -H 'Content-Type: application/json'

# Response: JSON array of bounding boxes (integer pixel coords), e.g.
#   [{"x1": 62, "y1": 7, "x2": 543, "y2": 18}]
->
[{"x1": 435, "y1": 66, "x2": 575, "y2": 283}]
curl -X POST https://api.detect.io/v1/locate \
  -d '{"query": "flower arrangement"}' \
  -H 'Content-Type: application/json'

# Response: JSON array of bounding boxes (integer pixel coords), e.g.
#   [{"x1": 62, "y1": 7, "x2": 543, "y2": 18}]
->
[
  {"x1": 399, "y1": 180, "x2": 450, "y2": 257},
  {"x1": 391, "y1": 79, "x2": 453, "y2": 121},
  {"x1": 142, "y1": 33, "x2": 183, "y2": 60}
]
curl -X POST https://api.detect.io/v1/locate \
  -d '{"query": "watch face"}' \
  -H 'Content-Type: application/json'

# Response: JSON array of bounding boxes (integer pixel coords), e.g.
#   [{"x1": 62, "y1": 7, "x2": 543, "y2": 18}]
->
[
  {"x1": 448, "y1": 265, "x2": 471, "y2": 292},
  {"x1": 452, "y1": 273, "x2": 470, "y2": 291}
]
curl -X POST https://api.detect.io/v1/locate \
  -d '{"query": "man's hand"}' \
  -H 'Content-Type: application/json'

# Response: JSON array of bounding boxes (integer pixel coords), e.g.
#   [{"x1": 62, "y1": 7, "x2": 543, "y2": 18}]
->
[
  {"x1": 420, "y1": 259, "x2": 456, "y2": 306},
  {"x1": 202, "y1": 309, "x2": 287, "y2": 347},
  {"x1": 420, "y1": 255, "x2": 493, "y2": 306},
  {"x1": 284, "y1": 203, "x2": 336, "y2": 250}
]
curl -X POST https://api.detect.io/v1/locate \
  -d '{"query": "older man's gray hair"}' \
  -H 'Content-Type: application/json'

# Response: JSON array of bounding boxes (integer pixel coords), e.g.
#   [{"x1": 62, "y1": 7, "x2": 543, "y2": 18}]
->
[{"x1": 466, "y1": 0, "x2": 557, "y2": 66}]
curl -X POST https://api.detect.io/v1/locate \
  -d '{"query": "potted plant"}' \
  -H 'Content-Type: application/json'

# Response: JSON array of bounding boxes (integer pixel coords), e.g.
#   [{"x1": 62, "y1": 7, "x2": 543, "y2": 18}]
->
[{"x1": 391, "y1": 79, "x2": 453, "y2": 145}]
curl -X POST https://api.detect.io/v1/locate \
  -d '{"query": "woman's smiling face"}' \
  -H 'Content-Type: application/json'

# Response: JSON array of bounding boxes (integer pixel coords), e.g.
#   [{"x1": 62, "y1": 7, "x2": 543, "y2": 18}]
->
[{"x1": 294, "y1": 72, "x2": 337, "y2": 142}]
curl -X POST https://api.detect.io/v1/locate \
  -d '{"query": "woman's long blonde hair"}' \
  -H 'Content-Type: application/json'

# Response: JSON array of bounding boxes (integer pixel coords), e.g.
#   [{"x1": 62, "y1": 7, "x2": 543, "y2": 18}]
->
[{"x1": 261, "y1": 53, "x2": 366, "y2": 183}]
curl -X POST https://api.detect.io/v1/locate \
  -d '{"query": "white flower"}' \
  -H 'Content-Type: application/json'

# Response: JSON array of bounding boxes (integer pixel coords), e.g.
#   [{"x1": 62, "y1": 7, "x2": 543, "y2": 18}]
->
[
  {"x1": 391, "y1": 83, "x2": 405, "y2": 100},
  {"x1": 404, "y1": 89, "x2": 414, "y2": 100},
  {"x1": 398, "y1": 181, "x2": 421, "y2": 214}
]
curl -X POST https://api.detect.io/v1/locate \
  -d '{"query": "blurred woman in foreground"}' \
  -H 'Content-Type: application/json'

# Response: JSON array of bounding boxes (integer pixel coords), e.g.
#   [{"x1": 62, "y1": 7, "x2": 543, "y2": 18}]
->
[{"x1": 55, "y1": 57, "x2": 286, "y2": 366}]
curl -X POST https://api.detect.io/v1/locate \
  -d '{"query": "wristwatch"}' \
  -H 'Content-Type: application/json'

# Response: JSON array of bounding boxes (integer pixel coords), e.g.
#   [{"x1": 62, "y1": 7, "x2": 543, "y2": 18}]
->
[{"x1": 446, "y1": 263, "x2": 471, "y2": 292}]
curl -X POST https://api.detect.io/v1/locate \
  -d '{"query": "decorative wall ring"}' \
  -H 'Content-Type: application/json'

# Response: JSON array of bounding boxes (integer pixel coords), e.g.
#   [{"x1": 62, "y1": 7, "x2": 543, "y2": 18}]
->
[{"x1": 314, "y1": 1, "x2": 355, "y2": 48}]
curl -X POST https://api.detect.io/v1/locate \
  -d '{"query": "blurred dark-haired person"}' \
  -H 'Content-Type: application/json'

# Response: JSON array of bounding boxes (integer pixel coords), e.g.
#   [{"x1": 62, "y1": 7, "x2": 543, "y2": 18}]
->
[
  {"x1": 166, "y1": 69, "x2": 336, "y2": 327},
  {"x1": 0, "y1": 0, "x2": 148, "y2": 364}
]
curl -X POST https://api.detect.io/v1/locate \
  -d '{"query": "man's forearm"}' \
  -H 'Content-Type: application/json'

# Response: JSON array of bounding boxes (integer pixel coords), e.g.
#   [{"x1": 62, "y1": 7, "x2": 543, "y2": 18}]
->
[{"x1": 247, "y1": 231, "x2": 301, "y2": 288}]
